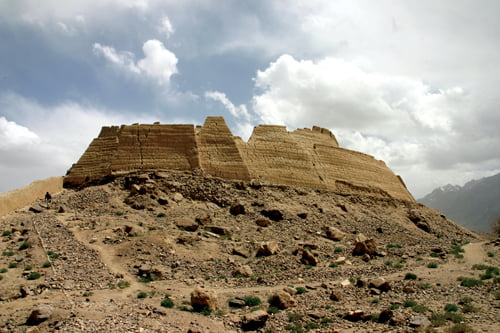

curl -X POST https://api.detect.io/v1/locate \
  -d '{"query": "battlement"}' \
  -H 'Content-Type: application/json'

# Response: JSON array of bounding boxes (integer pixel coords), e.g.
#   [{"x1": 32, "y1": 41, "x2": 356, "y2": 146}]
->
[{"x1": 64, "y1": 117, "x2": 414, "y2": 201}]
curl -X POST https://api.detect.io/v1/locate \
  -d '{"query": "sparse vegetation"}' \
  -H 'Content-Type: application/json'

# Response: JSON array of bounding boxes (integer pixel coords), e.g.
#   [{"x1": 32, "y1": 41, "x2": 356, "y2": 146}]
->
[
  {"x1": 156, "y1": 212, "x2": 166, "y2": 218},
  {"x1": 0, "y1": 268, "x2": 7, "y2": 273},
  {"x1": 137, "y1": 291, "x2": 148, "y2": 299},
  {"x1": 295, "y1": 287, "x2": 307, "y2": 294},
  {"x1": 487, "y1": 251, "x2": 494, "y2": 257},
  {"x1": 24, "y1": 265, "x2": 32, "y2": 270},
  {"x1": 2, "y1": 251, "x2": 14, "y2": 256},
  {"x1": 243, "y1": 296, "x2": 261, "y2": 307},
  {"x1": 427, "y1": 262, "x2": 438, "y2": 268},
  {"x1": 8, "y1": 262, "x2": 17, "y2": 268},
  {"x1": 267, "y1": 306, "x2": 280, "y2": 314},
  {"x1": 42, "y1": 261, "x2": 52, "y2": 268},
  {"x1": 404, "y1": 272, "x2": 418, "y2": 280},
  {"x1": 444, "y1": 303, "x2": 458, "y2": 312},
  {"x1": 117, "y1": 280, "x2": 130, "y2": 288},
  {"x1": 458, "y1": 277, "x2": 484, "y2": 287},
  {"x1": 160, "y1": 296, "x2": 174, "y2": 308},
  {"x1": 333, "y1": 247, "x2": 343, "y2": 253},
  {"x1": 47, "y1": 251, "x2": 60, "y2": 259},
  {"x1": 2, "y1": 230, "x2": 11, "y2": 237},
  {"x1": 27, "y1": 272, "x2": 41, "y2": 280},
  {"x1": 386, "y1": 244, "x2": 403, "y2": 249},
  {"x1": 18, "y1": 241, "x2": 31, "y2": 250}
]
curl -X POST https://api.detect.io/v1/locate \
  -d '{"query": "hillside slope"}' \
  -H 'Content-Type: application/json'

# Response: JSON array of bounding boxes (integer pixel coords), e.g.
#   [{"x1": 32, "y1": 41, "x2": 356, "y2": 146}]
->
[
  {"x1": 0, "y1": 171, "x2": 498, "y2": 332},
  {"x1": 419, "y1": 173, "x2": 500, "y2": 232}
]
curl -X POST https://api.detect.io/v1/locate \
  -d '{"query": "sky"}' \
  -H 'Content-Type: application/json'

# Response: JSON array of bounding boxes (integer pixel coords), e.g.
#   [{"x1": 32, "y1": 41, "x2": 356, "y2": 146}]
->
[{"x1": 0, "y1": 0, "x2": 499, "y2": 198}]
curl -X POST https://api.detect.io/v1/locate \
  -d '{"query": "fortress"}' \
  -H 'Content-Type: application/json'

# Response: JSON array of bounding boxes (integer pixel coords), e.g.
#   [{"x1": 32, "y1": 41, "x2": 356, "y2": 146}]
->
[{"x1": 64, "y1": 116, "x2": 414, "y2": 202}]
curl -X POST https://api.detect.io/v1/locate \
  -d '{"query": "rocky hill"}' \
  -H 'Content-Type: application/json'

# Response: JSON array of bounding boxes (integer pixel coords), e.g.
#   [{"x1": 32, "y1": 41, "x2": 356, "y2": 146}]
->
[
  {"x1": 64, "y1": 117, "x2": 414, "y2": 202},
  {"x1": 0, "y1": 171, "x2": 498, "y2": 332},
  {"x1": 419, "y1": 173, "x2": 500, "y2": 232}
]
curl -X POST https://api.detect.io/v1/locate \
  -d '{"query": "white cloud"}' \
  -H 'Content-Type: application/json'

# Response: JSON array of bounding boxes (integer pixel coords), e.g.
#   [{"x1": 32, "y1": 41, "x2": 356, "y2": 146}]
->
[
  {"x1": 158, "y1": 15, "x2": 174, "y2": 38},
  {"x1": 0, "y1": 117, "x2": 39, "y2": 148},
  {"x1": 205, "y1": 91, "x2": 250, "y2": 121},
  {"x1": 137, "y1": 40, "x2": 178, "y2": 85},
  {"x1": 251, "y1": 54, "x2": 500, "y2": 197},
  {"x1": 93, "y1": 40, "x2": 177, "y2": 85}
]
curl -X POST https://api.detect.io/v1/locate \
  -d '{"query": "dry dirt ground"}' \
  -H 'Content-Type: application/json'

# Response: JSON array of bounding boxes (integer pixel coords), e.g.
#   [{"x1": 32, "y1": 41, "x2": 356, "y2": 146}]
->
[{"x1": 0, "y1": 171, "x2": 498, "y2": 333}]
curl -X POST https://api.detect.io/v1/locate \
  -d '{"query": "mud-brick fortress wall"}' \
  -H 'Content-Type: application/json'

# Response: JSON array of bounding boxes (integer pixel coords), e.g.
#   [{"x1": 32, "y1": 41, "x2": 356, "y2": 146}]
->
[{"x1": 64, "y1": 117, "x2": 414, "y2": 202}]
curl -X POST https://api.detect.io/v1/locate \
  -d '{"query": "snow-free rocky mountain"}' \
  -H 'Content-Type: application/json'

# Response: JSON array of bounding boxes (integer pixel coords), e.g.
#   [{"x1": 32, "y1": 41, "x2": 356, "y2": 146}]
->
[{"x1": 419, "y1": 173, "x2": 500, "y2": 232}]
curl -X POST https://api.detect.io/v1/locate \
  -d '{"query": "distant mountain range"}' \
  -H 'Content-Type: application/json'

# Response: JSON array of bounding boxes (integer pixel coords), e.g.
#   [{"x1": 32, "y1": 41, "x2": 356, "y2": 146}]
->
[{"x1": 418, "y1": 173, "x2": 500, "y2": 232}]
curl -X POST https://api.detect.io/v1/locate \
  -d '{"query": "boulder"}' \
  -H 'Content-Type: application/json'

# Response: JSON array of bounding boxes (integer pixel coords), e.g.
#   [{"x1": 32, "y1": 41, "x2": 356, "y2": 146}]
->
[
  {"x1": 229, "y1": 203, "x2": 246, "y2": 216},
  {"x1": 369, "y1": 277, "x2": 391, "y2": 292},
  {"x1": 325, "y1": 226, "x2": 346, "y2": 241},
  {"x1": 344, "y1": 310, "x2": 365, "y2": 322},
  {"x1": 172, "y1": 193, "x2": 184, "y2": 202},
  {"x1": 29, "y1": 205, "x2": 44, "y2": 213},
  {"x1": 260, "y1": 209, "x2": 283, "y2": 221},
  {"x1": 157, "y1": 197, "x2": 168, "y2": 205},
  {"x1": 27, "y1": 304, "x2": 53, "y2": 325},
  {"x1": 255, "y1": 218, "x2": 271, "y2": 227},
  {"x1": 205, "y1": 225, "x2": 230, "y2": 236},
  {"x1": 175, "y1": 218, "x2": 199, "y2": 232},
  {"x1": 378, "y1": 309, "x2": 394, "y2": 323},
  {"x1": 268, "y1": 290, "x2": 297, "y2": 309},
  {"x1": 301, "y1": 249, "x2": 318, "y2": 266},
  {"x1": 256, "y1": 241, "x2": 280, "y2": 256},
  {"x1": 233, "y1": 264, "x2": 253, "y2": 278},
  {"x1": 232, "y1": 246, "x2": 251, "y2": 258},
  {"x1": 330, "y1": 289, "x2": 343, "y2": 301},
  {"x1": 241, "y1": 310, "x2": 268, "y2": 331},
  {"x1": 409, "y1": 315, "x2": 431, "y2": 328},
  {"x1": 190, "y1": 287, "x2": 218, "y2": 311},
  {"x1": 352, "y1": 238, "x2": 377, "y2": 256},
  {"x1": 195, "y1": 212, "x2": 211, "y2": 225}
]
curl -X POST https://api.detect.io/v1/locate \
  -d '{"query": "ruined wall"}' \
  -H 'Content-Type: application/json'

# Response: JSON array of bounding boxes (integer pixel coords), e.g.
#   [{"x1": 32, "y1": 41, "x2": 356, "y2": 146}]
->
[
  {"x1": 0, "y1": 177, "x2": 63, "y2": 216},
  {"x1": 64, "y1": 117, "x2": 414, "y2": 201}
]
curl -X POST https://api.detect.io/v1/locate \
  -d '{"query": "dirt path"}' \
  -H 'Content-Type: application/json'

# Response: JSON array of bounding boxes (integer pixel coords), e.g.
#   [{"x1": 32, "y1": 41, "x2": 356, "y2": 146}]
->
[{"x1": 462, "y1": 241, "x2": 488, "y2": 266}]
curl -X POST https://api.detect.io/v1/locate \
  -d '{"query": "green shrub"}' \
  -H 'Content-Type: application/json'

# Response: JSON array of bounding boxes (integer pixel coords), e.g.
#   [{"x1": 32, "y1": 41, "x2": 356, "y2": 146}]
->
[
  {"x1": 459, "y1": 296, "x2": 473, "y2": 304},
  {"x1": 321, "y1": 317, "x2": 333, "y2": 326},
  {"x1": 0, "y1": 268, "x2": 7, "y2": 273},
  {"x1": 461, "y1": 304, "x2": 478, "y2": 313},
  {"x1": 403, "y1": 300, "x2": 417, "y2": 308},
  {"x1": 117, "y1": 280, "x2": 130, "y2": 288},
  {"x1": 267, "y1": 306, "x2": 280, "y2": 314},
  {"x1": 394, "y1": 263, "x2": 404, "y2": 269},
  {"x1": 0, "y1": 275, "x2": 3, "y2": 280},
  {"x1": 139, "y1": 276, "x2": 153, "y2": 283},
  {"x1": 137, "y1": 292, "x2": 148, "y2": 299},
  {"x1": 42, "y1": 261, "x2": 52, "y2": 268},
  {"x1": 334, "y1": 247, "x2": 343, "y2": 253},
  {"x1": 160, "y1": 297, "x2": 174, "y2": 308},
  {"x1": 156, "y1": 212, "x2": 166, "y2": 218},
  {"x1": 18, "y1": 242, "x2": 31, "y2": 250},
  {"x1": 24, "y1": 265, "x2": 32, "y2": 270},
  {"x1": 295, "y1": 287, "x2": 307, "y2": 294},
  {"x1": 404, "y1": 272, "x2": 418, "y2": 280},
  {"x1": 412, "y1": 304, "x2": 429, "y2": 313},
  {"x1": 47, "y1": 251, "x2": 60, "y2": 259},
  {"x1": 487, "y1": 252, "x2": 494, "y2": 257},
  {"x1": 444, "y1": 304, "x2": 458, "y2": 312},
  {"x1": 444, "y1": 312, "x2": 463, "y2": 323},
  {"x1": 2, "y1": 230, "x2": 11, "y2": 237},
  {"x1": 243, "y1": 296, "x2": 261, "y2": 307},
  {"x1": 329, "y1": 262, "x2": 338, "y2": 268},
  {"x1": 427, "y1": 262, "x2": 438, "y2": 268},
  {"x1": 430, "y1": 252, "x2": 440, "y2": 257},
  {"x1": 459, "y1": 278, "x2": 484, "y2": 287},
  {"x1": 305, "y1": 322, "x2": 319, "y2": 330},
  {"x1": 115, "y1": 211, "x2": 124, "y2": 216},
  {"x1": 287, "y1": 313, "x2": 303, "y2": 322},
  {"x1": 27, "y1": 272, "x2": 41, "y2": 280},
  {"x1": 389, "y1": 303, "x2": 401, "y2": 310},
  {"x1": 386, "y1": 244, "x2": 403, "y2": 248},
  {"x1": 384, "y1": 261, "x2": 393, "y2": 266},
  {"x1": 8, "y1": 262, "x2": 17, "y2": 268},
  {"x1": 2, "y1": 251, "x2": 14, "y2": 256}
]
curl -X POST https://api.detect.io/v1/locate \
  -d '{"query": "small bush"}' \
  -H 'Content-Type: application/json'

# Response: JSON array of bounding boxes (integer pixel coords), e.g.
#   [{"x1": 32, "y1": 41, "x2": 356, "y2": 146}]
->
[
  {"x1": 386, "y1": 244, "x2": 403, "y2": 249},
  {"x1": 487, "y1": 252, "x2": 494, "y2": 257},
  {"x1": 47, "y1": 251, "x2": 60, "y2": 259},
  {"x1": 329, "y1": 263, "x2": 338, "y2": 268},
  {"x1": 371, "y1": 298, "x2": 379, "y2": 304},
  {"x1": 137, "y1": 291, "x2": 148, "y2": 299},
  {"x1": 404, "y1": 272, "x2": 418, "y2": 280},
  {"x1": 0, "y1": 268, "x2": 7, "y2": 273},
  {"x1": 446, "y1": 323, "x2": 475, "y2": 333},
  {"x1": 321, "y1": 317, "x2": 333, "y2": 326},
  {"x1": 389, "y1": 303, "x2": 401, "y2": 310},
  {"x1": 459, "y1": 296, "x2": 473, "y2": 304},
  {"x1": 115, "y1": 211, "x2": 124, "y2": 216},
  {"x1": 2, "y1": 230, "x2": 11, "y2": 237},
  {"x1": 24, "y1": 265, "x2": 32, "y2": 270},
  {"x1": 267, "y1": 306, "x2": 280, "y2": 314},
  {"x1": 412, "y1": 304, "x2": 429, "y2": 313},
  {"x1": 8, "y1": 262, "x2": 17, "y2": 268},
  {"x1": 394, "y1": 263, "x2": 404, "y2": 269},
  {"x1": 139, "y1": 276, "x2": 153, "y2": 283},
  {"x1": 295, "y1": 287, "x2": 307, "y2": 294},
  {"x1": 403, "y1": 300, "x2": 417, "y2": 308},
  {"x1": 427, "y1": 262, "x2": 438, "y2": 268},
  {"x1": 384, "y1": 261, "x2": 393, "y2": 266},
  {"x1": 430, "y1": 252, "x2": 440, "y2": 258},
  {"x1": 160, "y1": 297, "x2": 174, "y2": 308},
  {"x1": 27, "y1": 272, "x2": 41, "y2": 280},
  {"x1": 2, "y1": 251, "x2": 14, "y2": 256},
  {"x1": 18, "y1": 242, "x2": 31, "y2": 250},
  {"x1": 156, "y1": 212, "x2": 166, "y2": 218},
  {"x1": 461, "y1": 304, "x2": 478, "y2": 313},
  {"x1": 287, "y1": 313, "x2": 303, "y2": 322},
  {"x1": 459, "y1": 278, "x2": 484, "y2": 287},
  {"x1": 444, "y1": 303, "x2": 458, "y2": 312},
  {"x1": 42, "y1": 261, "x2": 52, "y2": 268},
  {"x1": 117, "y1": 280, "x2": 130, "y2": 288},
  {"x1": 420, "y1": 283, "x2": 432, "y2": 289},
  {"x1": 305, "y1": 322, "x2": 320, "y2": 330},
  {"x1": 243, "y1": 296, "x2": 261, "y2": 307},
  {"x1": 444, "y1": 312, "x2": 463, "y2": 323},
  {"x1": 334, "y1": 247, "x2": 343, "y2": 253}
]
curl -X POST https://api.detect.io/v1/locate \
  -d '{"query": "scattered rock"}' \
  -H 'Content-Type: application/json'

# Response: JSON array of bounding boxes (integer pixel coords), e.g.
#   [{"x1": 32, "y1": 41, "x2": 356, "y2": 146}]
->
[
  {"x1": 241, "y1": 310, "x2": 268, "y2": 331},
  {"x1": 175, "y1": 218, "x2": 199, "y2": 232},
  {"x1": 232, "y1": 246, "x2": 251, "y2": 258},
  {"x1": 301, "y1": 249, "x2": 318, "y2": 266},
  {"x1": 157, "y1": 197, "x2": 168, "y2": 205},
  {"x1": 172, "y1": 193, "x2": 184, "y2": 202},
  {"x1": 57, "y1": 205, "x2": 67, "y2": 213},
  {"x1": 233, "y1": 264, "x2": 253, "y2": 278},
  {"x1": 255, "y1": 218, "x2": 271, "y2": 227},
  {"x1": 27, "y1": 304, "x2": 53, "y2": 325},
  {"x1": 228, "y1": 298, "x2": 246, "y2": 308},
  {"x1": 369, "y1": 277, "x2": 391, "y2": 292},
  {"x1": 352, "y1": 238, "x2": 377, "y2": 256},
  {"x1": 330, "y1": 289, "x2": 343, "y2": 301},
  {"x1": 29, "y1": 205, "x2": 44, "y2": 213},
  {"x1": 269, "y1": 290, "x2": 297, "y2": 309},
  {"x1": 256, "y1": 241, "x2": 280, "y2": 256},
  {"x1": 190, "y1": 287, "x2": 218, "y2": 311},
  {"x1": 260, "y1": 209, "x2": 283, "y2": 221},
  {"x1": 378, "y1": 309, "x2": 394, "y2": 323},
  {"x1": 230, "y1": 203, "x2": 245, "y2": 216},
  {"x1": 409, "y1": 315, "x2": 431, "y2": 328},
  {"x1": 204, "y1": 225, "x2": 230, "y2": 236},
  {"x1": 325, "y1": 226, "x2": 346, "y2": 241},
  {"x1": 344, "y1": 310, "x2": 365, "y2": 322}
]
